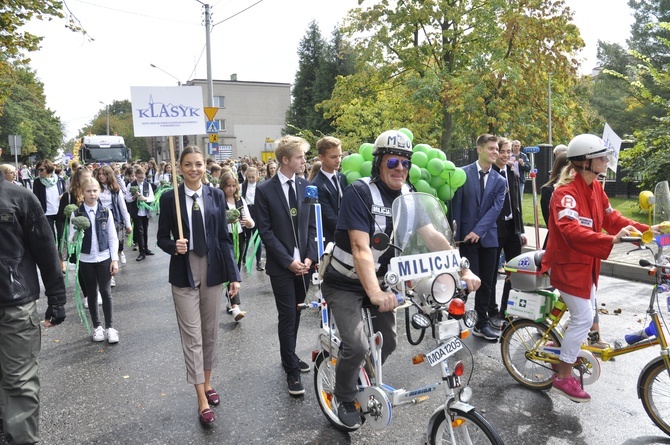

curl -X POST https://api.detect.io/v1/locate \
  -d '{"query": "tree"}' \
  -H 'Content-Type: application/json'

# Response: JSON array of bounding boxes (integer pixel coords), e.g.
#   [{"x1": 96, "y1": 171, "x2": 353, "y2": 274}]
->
[
  {"x1": 0, "y1": 65, "x2": 62, "y2": 161},
  {"x1": 285, "y1": 21, "x2": 326, "y2": 135},
  {"x1": 616, "y1": 22, "x2": 670, "y2": 189},
  {"x1": 628, "y1": 0, "x2": 670, "y2": 69},
  {"x1": 322, "y1": 0, "x2": 586, "y2": 154}
]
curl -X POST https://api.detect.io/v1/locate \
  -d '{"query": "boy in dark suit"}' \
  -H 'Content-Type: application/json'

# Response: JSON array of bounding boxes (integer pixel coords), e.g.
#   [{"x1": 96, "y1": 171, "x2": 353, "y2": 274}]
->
[
  {"x1": 255, "y1": 136, "x2": 317, "y2": 396},
  {"x1": 452, "y1": 134, "x2": 506, "y2": 341},
  {"x1": 310, "y1": 136, "x2": 346, "y2": 245}
]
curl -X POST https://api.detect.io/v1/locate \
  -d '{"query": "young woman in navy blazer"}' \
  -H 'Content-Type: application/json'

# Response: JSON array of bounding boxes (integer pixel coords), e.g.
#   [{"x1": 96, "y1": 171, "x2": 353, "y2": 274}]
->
[{"x1": 157, "y1": 146, "x2": 241, "y2": 425}]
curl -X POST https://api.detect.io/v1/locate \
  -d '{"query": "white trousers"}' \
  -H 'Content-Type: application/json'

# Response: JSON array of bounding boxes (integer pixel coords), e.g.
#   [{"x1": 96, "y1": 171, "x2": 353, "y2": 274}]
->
[{"x1": 558, "y1": 285, "x2": 596, "y2": 364}]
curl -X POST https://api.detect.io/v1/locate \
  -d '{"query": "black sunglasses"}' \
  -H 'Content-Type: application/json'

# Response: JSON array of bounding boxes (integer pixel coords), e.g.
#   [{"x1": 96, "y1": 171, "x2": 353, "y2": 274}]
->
[
  {"x1": 38, "y1": 168, "x2": 46, "y2": 172},
  {"x1": 386, "y1": 158, "x2": 411, "y2": 170}
]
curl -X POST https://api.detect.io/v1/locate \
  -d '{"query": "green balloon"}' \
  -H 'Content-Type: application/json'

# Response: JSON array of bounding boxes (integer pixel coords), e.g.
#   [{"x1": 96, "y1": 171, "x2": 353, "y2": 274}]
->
[
  {"x1": 360, "y1": 161, "x2": 372, "y2": 177},
  {"x1": 430, "y1": 174, "x2": 444, "y2": 189},
  {"x1": 449, "y1": 167, "x2": 467, "y2": 189},
  {"x1": 359, "y1": 143, "x2": 374, "y2": 162},
  {"x1": 427, "y1": 149, "x2": 441, "y2": 160},
  {"x1": 430, "y1": 187, "x2": 437, "y2": 197},
  {"x1": 341, "y1": 156, "x2": 352, "y2": 172},
  {"x1": 427, "y1": 158, "x2": 445, "y2": 176},
  {"x1": 436, "y1": 150, "x2": 447, "y2": 161},
  {"x1": 398, "y1": 128, "x2": 414, "y2": 142},
  {"x1": 420, "y1": 168, "x2": 432, "y2": 183},
  {"x1": 347, "y1": 153, "x2": 364, "y2": 172},
  {"x1": 409, "y1": 163, "x2": 421, "y2": 184},
  {"x1": 437, "y1": 183, "x2": 454, "y2": 201},
  {"x1": 414, "y1": 179, "x2": 431, "y2": 194},
  {"x1": 346, "y1": 171, "x2": 362, "y2": 185},
  {"x1": 411, "y1": 151, "x2": 428, "y2": 168},
  {"x1": 413, "y1": 143, "x2": 431, "y2": 154},
  {"x1": 443, "y1": 160, "x2": 456, "y2": 171}
]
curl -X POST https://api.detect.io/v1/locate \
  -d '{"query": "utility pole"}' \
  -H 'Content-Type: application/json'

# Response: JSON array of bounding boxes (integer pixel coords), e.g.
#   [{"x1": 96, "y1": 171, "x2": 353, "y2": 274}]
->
[
  {"x1": 99, "y1": 101, "x2": 110, "y2": 135},
  {"x1": 204, "y1": 3, "x2": 214, "y2": 107}
]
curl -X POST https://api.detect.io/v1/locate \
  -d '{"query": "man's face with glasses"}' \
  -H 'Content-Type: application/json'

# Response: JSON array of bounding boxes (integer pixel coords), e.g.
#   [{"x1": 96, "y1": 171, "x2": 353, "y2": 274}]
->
[{"x1": 379, "y1": 154, "x2": 410, "y2": 191}]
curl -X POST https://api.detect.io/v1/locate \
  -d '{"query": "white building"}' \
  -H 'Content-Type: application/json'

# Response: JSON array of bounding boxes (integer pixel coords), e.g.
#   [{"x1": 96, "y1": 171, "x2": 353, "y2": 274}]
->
[{"x1": 153, "y1": 76, "x2": 290, "y2": 162}]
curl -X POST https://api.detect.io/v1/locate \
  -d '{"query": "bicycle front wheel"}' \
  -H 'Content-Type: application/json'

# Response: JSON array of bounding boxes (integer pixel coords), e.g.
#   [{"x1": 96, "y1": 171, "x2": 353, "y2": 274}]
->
[
  {"x1": 313, "y1": 351, "x2": 361, "y2": 432},
  {"x1": 500, "y1": 319, "x2": 560, "y2": 390},
  {"x1": 639, "y1": 357, "x2": 670, "y2": 436},
  {"x1": 429, "y1": 408, "x2": 504, "y2": 445}
]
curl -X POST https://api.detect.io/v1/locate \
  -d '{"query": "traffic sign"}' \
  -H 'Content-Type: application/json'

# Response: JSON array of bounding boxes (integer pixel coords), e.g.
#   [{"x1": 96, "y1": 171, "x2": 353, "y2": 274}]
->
[
  {"x1": 209, "y1": 133, "x2": 219, "y2": 143},
  {"x1": 206, "y1": 121, "x2": 219, "y2": 134},
  {"x1": 208, "y1": 142, "x2": 219, "y2": 155},
  {"x1": 203, "y1": 107, "x2": 219, "y2": 122}
]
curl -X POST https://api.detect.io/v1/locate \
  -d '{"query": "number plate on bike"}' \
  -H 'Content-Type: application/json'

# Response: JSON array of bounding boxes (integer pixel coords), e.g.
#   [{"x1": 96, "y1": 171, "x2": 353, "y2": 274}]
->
[{"x1": 425, "y1": 337, "x2": 463, "y2": 367}]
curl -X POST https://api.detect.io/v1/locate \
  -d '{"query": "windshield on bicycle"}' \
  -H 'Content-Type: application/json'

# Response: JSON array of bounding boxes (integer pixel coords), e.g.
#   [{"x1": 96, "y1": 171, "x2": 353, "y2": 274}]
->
[
  {"x1": 391, "y1": 193, "x2": 455, "y2": 256},
  {"x1": 654, "y1": 181, "x2": 670, "y2": 226}
]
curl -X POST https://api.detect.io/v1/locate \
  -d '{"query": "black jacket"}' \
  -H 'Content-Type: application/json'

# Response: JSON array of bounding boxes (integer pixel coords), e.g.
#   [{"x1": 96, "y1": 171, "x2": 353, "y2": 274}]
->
[{"x1": 0, "y1": 171, "x2": 66, "y2": 308}]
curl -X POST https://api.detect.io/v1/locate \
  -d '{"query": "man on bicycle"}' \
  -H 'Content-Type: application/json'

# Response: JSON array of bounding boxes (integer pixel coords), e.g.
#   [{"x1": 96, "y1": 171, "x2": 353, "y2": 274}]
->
[{"x1": 321, "y1": 129, "x2": 480, "y2": 428}]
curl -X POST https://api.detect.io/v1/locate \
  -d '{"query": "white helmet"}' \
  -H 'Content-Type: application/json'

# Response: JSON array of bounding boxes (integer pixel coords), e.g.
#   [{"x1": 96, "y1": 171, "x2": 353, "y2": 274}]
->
[
  {"x1": 567, "y1": 134, "x2": 613, "y2": 161},
  {"x1": 373, "y1": 130, "x2": 413, "y2": 158}
]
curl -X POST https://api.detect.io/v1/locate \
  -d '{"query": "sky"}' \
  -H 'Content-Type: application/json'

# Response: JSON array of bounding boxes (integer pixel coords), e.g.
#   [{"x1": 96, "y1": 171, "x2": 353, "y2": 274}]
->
[{"x1": 22, "y1": 0, "x2": 635, "y2": 141}]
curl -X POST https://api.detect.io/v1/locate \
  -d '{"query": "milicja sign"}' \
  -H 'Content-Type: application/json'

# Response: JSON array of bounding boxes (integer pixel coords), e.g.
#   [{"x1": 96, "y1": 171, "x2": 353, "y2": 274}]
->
[{"x1": 130, "y1": 86, "x2": 205, "y2": 137}]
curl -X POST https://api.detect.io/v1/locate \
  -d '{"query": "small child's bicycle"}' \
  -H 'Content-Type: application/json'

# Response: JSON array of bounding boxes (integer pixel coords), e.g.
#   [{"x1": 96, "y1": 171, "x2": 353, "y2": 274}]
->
[{"x1": 499, "y1": 182, "x2": 670, "y2": 436}]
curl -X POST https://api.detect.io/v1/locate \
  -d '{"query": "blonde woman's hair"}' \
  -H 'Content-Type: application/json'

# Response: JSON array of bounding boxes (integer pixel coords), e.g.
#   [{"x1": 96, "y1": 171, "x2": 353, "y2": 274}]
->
[
  {"x1": 555, "y1": 163, "x2": 577, "y2": 187},
  {"x1": 219, "y1": 170, "x2": 240, "y2": 200}
]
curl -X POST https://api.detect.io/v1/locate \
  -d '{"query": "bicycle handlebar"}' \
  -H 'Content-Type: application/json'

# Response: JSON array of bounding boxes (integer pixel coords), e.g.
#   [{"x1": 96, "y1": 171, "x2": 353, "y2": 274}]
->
[{"x1": 621, "y1": 236, "x2": 642, "y2": 243}]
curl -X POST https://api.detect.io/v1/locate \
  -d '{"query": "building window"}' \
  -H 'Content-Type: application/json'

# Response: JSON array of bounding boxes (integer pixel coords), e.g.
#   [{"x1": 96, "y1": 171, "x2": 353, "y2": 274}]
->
[
  {"x1": 214, "y1": 96, "x2": 225, "y2": 108},
  {"x1": 217, "y1": 119, "x2": 226, "y2": 132}
]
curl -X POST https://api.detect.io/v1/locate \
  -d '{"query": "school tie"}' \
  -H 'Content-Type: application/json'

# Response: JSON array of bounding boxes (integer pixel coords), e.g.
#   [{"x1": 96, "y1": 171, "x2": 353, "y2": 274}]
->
[
  {"x1": 479, "y1": 170, "x2": 488, "y2": 200},
  {"x1": 332, "y1": 175, "x2": 341, "y2": 209},
  {"x1": 287, "y1": 179, "x2": 299, "y2": 248},
  {"x1": 191, "y1": 193, "x2": 207, "y2": 257}
]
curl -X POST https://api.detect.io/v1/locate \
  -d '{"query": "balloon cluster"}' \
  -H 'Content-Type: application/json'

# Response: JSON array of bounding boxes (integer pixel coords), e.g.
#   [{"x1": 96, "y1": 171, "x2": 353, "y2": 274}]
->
[{"x1": 340, "y1": 128, "x2": 467, "y2": 202}]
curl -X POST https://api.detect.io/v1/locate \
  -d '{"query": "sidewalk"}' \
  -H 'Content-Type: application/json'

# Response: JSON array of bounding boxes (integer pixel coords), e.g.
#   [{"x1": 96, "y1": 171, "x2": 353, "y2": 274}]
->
[{"x1": 522, "y1": 225, "x2": 654, "y2": 284}]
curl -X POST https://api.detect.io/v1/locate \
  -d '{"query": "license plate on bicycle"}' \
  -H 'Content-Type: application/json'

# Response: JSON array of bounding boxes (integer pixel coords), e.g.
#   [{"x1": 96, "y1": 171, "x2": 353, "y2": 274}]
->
[{"x1": 425, "y1": 337, "x2": 463, "y2": 367}]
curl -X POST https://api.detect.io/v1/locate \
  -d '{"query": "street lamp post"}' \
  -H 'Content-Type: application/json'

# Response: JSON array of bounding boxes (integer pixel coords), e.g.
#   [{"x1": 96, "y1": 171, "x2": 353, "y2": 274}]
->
[
  {"x1": 99, "y1": 101, "x2": 110, "y2": 135},
  {"x1": 548, "y1": 73, "x2": 553, "y2": 146},
  {"x1": 150, "y1": 64, "x2": 181, "y2": 86}
]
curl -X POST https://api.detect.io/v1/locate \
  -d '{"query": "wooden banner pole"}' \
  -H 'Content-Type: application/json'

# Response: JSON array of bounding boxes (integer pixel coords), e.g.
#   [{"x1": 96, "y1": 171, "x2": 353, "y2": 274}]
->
[{"x1": 169, "y1": 136, "x2": 184, "y2": 240}]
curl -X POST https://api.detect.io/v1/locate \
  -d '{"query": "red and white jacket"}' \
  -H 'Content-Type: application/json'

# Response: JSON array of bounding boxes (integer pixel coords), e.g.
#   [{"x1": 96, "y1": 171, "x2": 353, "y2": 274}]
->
[{"x1": 540, "y1": 173, "x2": 647, "y2": 299}]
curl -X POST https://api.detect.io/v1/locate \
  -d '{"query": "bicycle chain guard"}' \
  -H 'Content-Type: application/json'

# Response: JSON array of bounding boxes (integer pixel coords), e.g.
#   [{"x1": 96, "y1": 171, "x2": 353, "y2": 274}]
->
[{"x1": 355, "y1": 386, "x2": 392, "y2": 430}]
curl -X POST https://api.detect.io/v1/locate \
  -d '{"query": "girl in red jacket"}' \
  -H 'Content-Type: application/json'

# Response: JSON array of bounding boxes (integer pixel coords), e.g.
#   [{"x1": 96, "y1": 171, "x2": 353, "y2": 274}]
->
[{"x1": 541, "y1": 134, "x2": 659, "y2": 403}]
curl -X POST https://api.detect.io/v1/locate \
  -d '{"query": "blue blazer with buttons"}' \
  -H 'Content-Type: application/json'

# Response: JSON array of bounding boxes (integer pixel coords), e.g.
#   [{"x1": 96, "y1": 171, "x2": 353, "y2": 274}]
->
[
  {"x1": 157, "y1": 184, "x2": 240, "y2": 288},
  {"x1": 452, "y1": 162, "x2": 506, "y2": 249}
]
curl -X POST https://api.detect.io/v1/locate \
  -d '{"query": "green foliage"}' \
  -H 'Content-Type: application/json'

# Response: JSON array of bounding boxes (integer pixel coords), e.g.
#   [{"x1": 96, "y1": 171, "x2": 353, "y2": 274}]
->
[
  {"x1": 323, "y1": 0, "x2": 586, "y2": 152},
  {"x1": 0, "y1": 64, "x2": 63, "y2": 162},
  {"x1": 609, "y1": 22, "x2": 670, "y2": 189},
  {"x1": 628, "y1": 0, "x2": 670, "y2": 69},
  {"x1": 286, "y1": 21, "x2": 356, "y2": 138}
]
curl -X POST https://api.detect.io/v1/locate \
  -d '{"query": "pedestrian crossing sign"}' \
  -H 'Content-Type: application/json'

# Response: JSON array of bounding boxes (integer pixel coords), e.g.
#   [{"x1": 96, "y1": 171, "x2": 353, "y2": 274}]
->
[{"x1": 206, "y1": 121, "x2": 219, "y2": 134}]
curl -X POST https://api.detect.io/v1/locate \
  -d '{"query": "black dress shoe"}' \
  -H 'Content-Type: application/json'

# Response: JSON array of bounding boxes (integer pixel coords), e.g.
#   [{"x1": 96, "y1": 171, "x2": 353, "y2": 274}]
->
[
  {"x1": 256, "y1": 262, "x2": 265, "y2": 271},
  {"x1": 136, "y1": 254, "x2": 146, "y2": 261},
  {"x1": 144, "y1": 250, "x2": 155, "y2": 256}
]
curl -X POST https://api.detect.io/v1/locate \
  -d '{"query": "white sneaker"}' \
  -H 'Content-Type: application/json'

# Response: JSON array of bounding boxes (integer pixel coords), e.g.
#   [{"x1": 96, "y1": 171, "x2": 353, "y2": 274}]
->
[
  {"x1": 97, "y1": 291, "x2": 102, "y2": 306},
  {"x1": 92, "y1": 326, "x2": 105, "y2": 342},
  {"x1": 110, "y1": 276, "x2": 116, "y2": 287},
  {"x1": 231, "y1": 306, "x2": 246, "y2": 322},
  {"x1": 119, "y1": 252, "x2": 126, "y2": 264},
  {"x1": 83, "y1": 297, "x2": 89, "y2": 309},
  {"x1": 106, "y1": 328, "x2": 119, "y2": 344}
]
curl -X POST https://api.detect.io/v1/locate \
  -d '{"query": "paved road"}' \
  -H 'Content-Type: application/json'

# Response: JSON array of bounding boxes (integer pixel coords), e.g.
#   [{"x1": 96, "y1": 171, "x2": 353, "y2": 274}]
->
[{"x1": 35, "y1": 222, "x2": 670, "y2": 444}]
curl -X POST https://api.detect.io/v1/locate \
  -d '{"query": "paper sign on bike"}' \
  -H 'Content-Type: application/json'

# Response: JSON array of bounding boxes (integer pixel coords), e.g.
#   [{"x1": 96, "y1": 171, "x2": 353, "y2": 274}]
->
[
  {"x1": 389, "y1": 250, "x2": 461, "y2": 282},
  {"x1": 425, "y1": 337, "x2": 463, "y2": 367}
]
